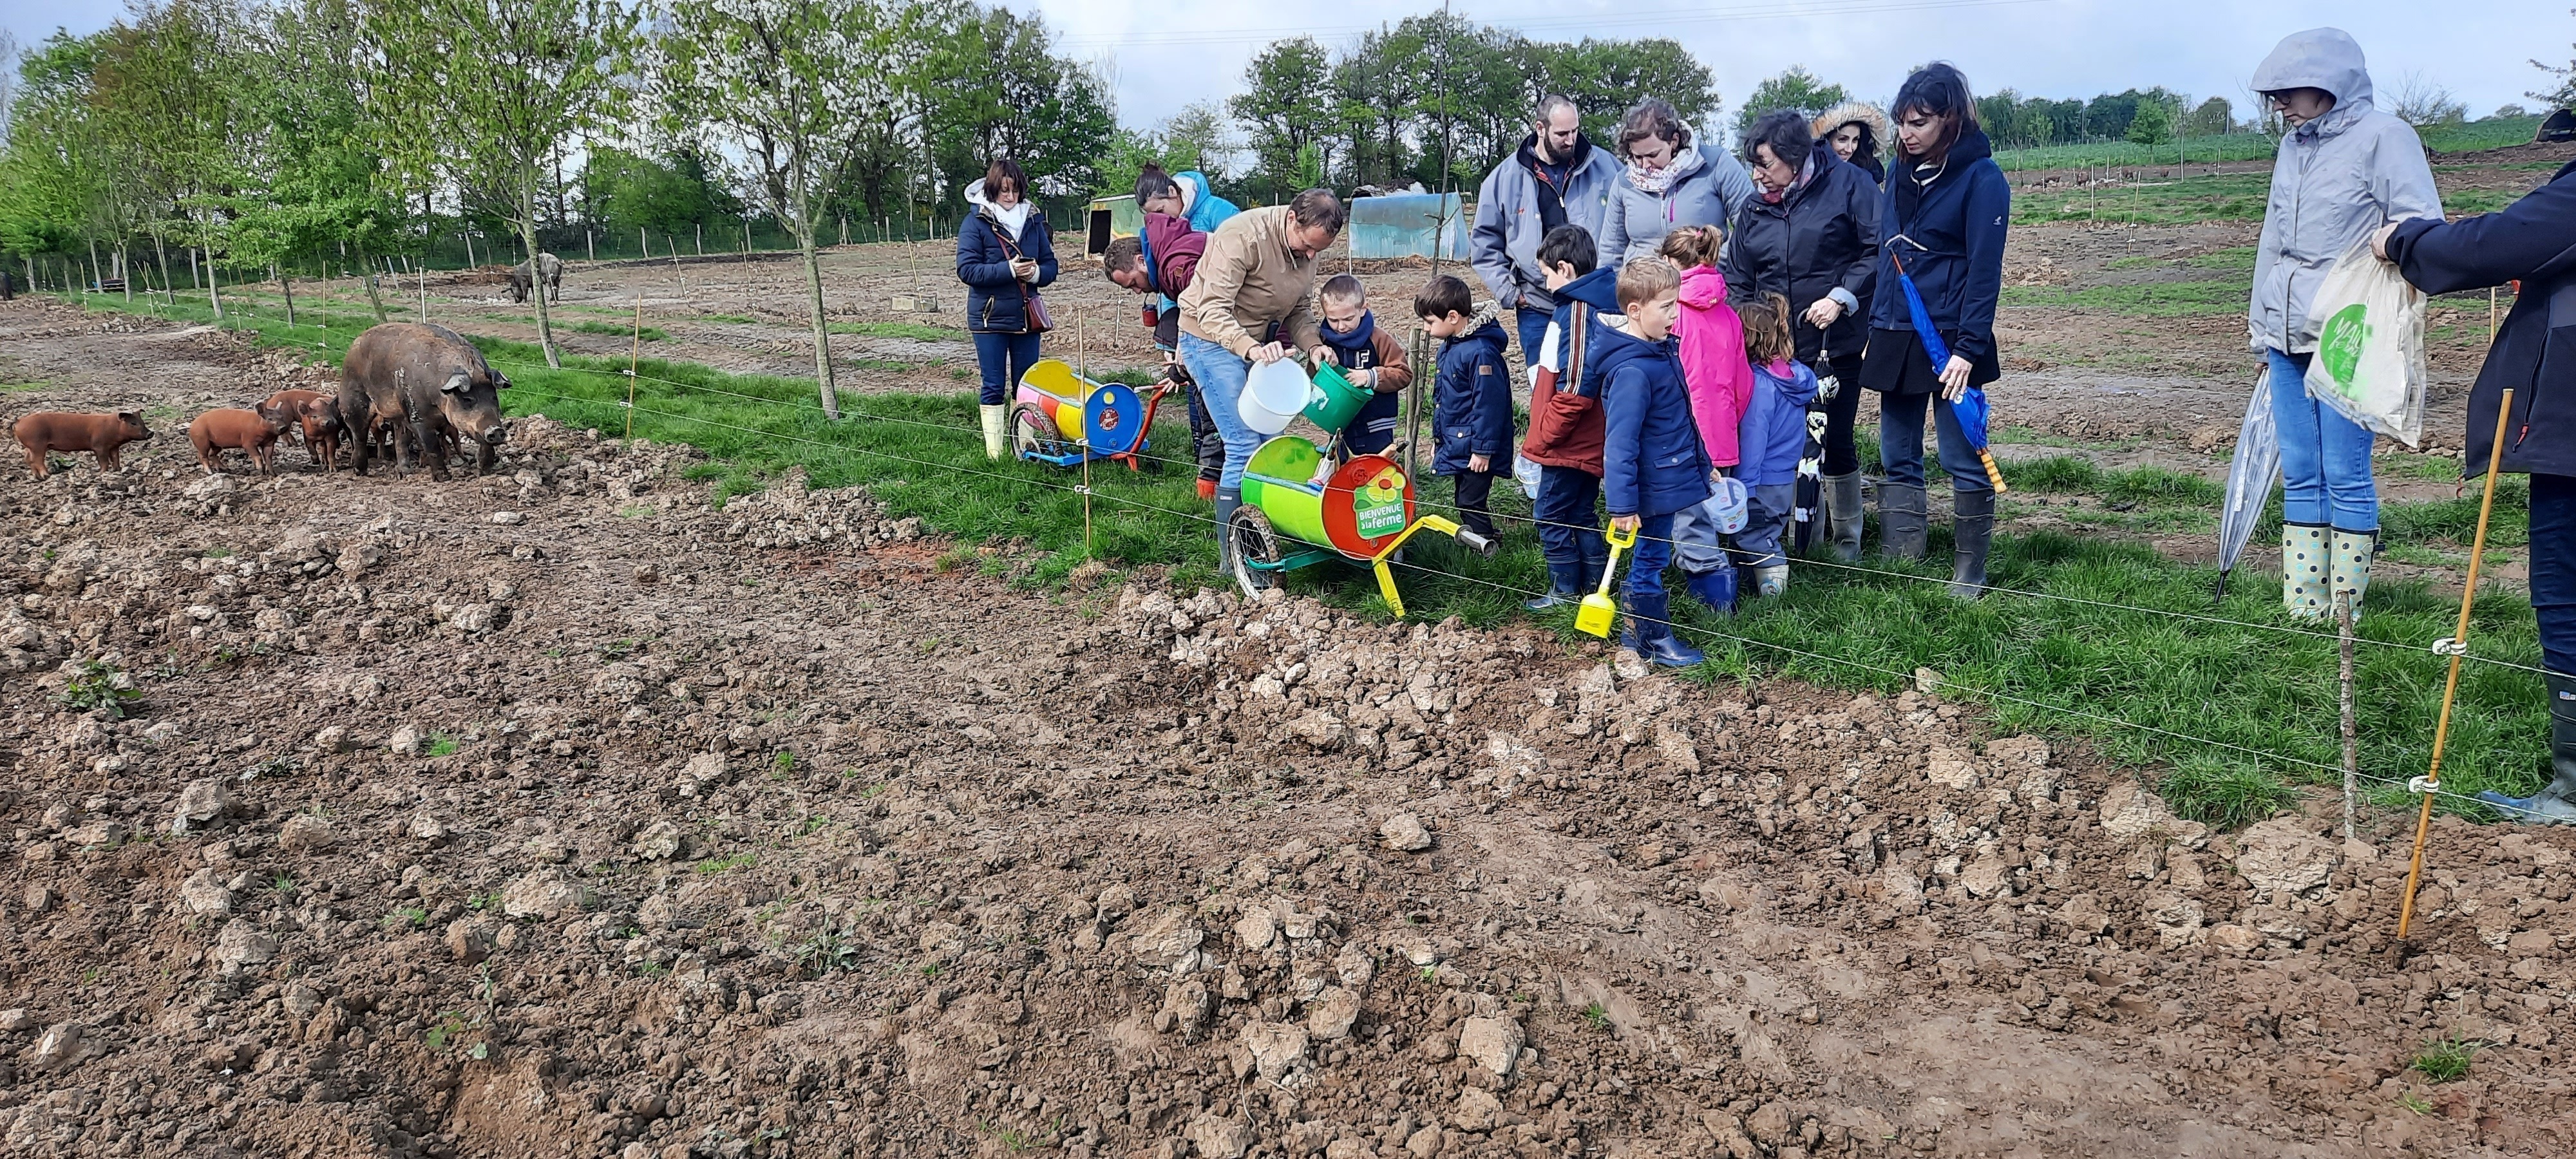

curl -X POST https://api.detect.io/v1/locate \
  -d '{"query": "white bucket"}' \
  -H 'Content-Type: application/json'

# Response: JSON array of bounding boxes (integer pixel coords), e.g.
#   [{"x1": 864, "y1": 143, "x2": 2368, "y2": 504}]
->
[{"x1": 1238, "y1": 359, "x2": 1309, "y2": 435}]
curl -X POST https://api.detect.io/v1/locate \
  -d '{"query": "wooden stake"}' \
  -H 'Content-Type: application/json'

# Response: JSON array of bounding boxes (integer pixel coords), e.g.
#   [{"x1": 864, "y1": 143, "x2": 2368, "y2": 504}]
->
[
  {"x1": 625, "y1": 289, "x2": 645, "y2": 443},
  {"x1": 2398, "y1": 387, "x2": 2516, "y2": 939},
  {"x1": 1081, "y1": 439, "x2": 1094, "y2": 558},
  {"x1": 2340, "y1": 590, "x2": 2359, "y2": 842}
]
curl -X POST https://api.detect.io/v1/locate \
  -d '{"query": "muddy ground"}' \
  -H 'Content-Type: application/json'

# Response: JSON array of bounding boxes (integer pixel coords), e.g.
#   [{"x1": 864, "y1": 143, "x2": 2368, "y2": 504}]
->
[{"x1": 1, "y1": 298, "x2": 2574, "y2": 1159}]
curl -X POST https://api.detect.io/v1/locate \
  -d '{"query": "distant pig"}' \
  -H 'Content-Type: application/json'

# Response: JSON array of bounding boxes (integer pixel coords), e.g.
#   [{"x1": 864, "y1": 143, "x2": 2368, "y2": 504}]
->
[
  {"x1": 14, "y1": 411, "x2": 152, "y2": 478},
  {"x1": 262, "y1": 388, "x2": 345, "y2": 471},
  {"x1": 189, "y1": 402, "x2": 299, "y2": 476}
]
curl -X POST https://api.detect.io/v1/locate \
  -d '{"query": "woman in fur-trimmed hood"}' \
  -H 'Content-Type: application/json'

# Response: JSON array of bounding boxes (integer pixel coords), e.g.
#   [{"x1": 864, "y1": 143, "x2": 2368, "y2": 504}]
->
[{"x1": 1812, "y1": 102, "x2": 1892, "y2": 185}]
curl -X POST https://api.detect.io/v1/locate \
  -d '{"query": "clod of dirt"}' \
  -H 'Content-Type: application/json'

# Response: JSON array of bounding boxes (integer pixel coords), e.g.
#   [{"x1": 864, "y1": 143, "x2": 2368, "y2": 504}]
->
[{"x1": 1380, "y1": 811, "x2": 1434, "y2": 851}]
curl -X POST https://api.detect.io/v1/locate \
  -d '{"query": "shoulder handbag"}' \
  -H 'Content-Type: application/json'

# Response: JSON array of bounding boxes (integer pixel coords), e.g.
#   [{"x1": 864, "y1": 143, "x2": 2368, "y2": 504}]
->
[{"x1": 993, "y1": 221, "x2": 1052, "y2": 334}]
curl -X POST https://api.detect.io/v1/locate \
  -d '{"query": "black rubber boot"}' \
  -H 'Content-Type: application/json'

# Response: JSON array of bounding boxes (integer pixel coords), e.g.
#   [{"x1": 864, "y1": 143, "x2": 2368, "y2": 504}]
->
[
  {"x1": 2479, "y1": 674, "x2": 2576, "y2": 824},
  {"x1": 1949, "y1": 487, "x2": 1995, "y2": 599},
  {"x1": 1214, "y1": 491, "x2": 1240, "y2": 571},
  {"x1": 1823, "y1": 472, "x2": 1864, "y2": 563},
  {"x1": 1879, "y1": 482, "x2": 1928, "y2": 561}
]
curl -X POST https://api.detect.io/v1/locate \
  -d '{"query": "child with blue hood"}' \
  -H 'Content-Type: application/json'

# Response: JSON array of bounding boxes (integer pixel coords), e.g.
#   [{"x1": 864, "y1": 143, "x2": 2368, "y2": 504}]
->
[{"x1": 1597, "y1": 257, "x2": 1711, "y2": 668}]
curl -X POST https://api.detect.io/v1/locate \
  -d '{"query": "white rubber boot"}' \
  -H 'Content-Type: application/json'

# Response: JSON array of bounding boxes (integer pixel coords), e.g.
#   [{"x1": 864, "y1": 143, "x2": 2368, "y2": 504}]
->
[{"x1": 980, "y1": 404, "x2": 1008, "y2": 460}]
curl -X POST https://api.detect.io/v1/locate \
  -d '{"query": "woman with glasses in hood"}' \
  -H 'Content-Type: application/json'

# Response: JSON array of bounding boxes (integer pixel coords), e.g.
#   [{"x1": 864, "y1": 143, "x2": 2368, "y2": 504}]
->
[{"x1": 2248, "y1": 28, "x2": 2441, "y2": 622}]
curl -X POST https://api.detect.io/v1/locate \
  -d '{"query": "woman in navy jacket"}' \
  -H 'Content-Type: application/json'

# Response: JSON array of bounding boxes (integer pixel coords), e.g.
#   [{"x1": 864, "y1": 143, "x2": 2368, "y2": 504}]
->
[
  {"x1": 2380, "y1": 159, "x2": 2576, "y2": 823},
  {"x1": 957, "y1": 157, "x2": 1058, "y2": 458},
  {"x1": 1859, "y1": 63, "x2": 2010, "y2": 598}
]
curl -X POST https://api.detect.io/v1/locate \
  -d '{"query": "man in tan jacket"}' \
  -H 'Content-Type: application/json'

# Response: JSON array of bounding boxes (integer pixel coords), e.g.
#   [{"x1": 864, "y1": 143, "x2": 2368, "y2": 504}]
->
[{"x1": 1177, "y1": 187, "x2": 1346, "y2": 563}]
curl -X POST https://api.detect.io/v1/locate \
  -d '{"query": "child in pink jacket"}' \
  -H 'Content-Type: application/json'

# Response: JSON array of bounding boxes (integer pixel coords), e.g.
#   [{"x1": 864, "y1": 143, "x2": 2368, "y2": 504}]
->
[{"x1": 1658, "y1": 225, "x2": 1752, "y2": 609}]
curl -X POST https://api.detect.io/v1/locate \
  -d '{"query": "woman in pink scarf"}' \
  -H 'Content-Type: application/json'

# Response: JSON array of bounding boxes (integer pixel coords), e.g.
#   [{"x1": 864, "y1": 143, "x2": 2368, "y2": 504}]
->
[{"x1": 1657, "y1": 225, "x2": 1752, "y2": 612}]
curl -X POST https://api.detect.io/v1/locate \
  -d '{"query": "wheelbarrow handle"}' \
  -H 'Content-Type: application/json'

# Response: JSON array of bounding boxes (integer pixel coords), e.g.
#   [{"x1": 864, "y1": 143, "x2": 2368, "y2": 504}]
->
[{"x1": 1451, "y1": 527, "x2": 1497, "y2": 558}]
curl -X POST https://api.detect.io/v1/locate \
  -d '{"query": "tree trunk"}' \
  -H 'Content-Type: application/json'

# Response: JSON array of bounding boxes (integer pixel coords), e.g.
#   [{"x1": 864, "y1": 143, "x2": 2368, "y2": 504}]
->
[
  {"x1": 357, "y1": 242, "x2": 388, "y2": 322},
  {"x1": 798, "y1": 191, "x2": 839, "y2": 420},
  {"x1": 206, "y1": 239, "x2": 225, "y2": 322},
  {"x1": 279, "y1": 266, "x2": 296, "y2": 328},
  {"x1": 88, "y1": 240, "x2": 102, "y2": 296},
  {"x1": 522, "y1": 192, "x2": 560, "y2": 369},
  {"x1": 153, "y1": 232, "x2": 172, "y2": 306},
  {"x1": 190, "y1": 246, "x2": 200, "y2": 290}
]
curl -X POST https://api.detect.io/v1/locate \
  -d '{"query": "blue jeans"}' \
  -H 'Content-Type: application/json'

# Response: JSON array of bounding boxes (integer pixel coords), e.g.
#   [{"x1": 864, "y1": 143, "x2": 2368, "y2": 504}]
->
[
  {"x1": 1533, "y1": 466, "x2": 1606, "y2": 576},
  {"x1": 973, "y1": 331, "x2": 1042, "y2": 407},
  {"x1": 1878, "y1": 389, "x2": 1989, "y2": 492},
  {"x1": 1623, "y1": 513, "x2": 1677, "y2": 602},
  {"x1": 1179, "y1": 333, "x2": 1260, "y2": 493},
  {"x1": 2534, "y1": 473, "x2": 2576, "y2": 678},
  {"x1": 1515, "y1": 306, "x2": 1553, "y2": 369},
  {"x1": 2267, "y1": 348, "x2": 2378, "y2": 531}
]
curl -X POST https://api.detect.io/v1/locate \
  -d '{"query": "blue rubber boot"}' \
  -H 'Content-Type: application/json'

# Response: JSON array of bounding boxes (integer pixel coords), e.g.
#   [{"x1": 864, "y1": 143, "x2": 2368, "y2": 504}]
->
[
  {"x1": 1621, "y1": 592, "x2": 1705, "y2": 668},
  {"x1": 1683, "y1": 567, "x2": 1738, "y2": 616},
  {"x1": 1526, "y1": 560, "x2": 1586, "y2": 611}
]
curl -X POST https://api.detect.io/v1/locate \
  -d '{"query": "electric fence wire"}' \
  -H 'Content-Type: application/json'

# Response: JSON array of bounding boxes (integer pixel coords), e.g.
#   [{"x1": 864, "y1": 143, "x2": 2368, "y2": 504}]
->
[
  {"x1": 110, "y1": 296, "x2": 2557, "y2": 683},
  {"x1": 465, "y1": 372, "x2": 2508, "y2": 817}
]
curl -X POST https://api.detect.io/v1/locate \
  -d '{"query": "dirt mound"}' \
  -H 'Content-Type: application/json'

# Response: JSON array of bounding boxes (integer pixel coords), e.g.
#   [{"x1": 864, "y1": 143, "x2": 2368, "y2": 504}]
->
[{"x1": 0, "y1": 298, "x2": 2571, "y2": 1158}]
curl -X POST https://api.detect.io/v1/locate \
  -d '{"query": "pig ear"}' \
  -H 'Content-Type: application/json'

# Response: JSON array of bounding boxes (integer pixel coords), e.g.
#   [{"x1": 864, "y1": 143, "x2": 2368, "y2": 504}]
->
[
  {"x1": 442, "y1": 372, "x2": 471, "y2": 393},
  {"x1": 118, "y1": 411, "x2": 138, "y2": 421},
  {"x1": 490, "y1": 371, "x2": 511, "y2": 390}
]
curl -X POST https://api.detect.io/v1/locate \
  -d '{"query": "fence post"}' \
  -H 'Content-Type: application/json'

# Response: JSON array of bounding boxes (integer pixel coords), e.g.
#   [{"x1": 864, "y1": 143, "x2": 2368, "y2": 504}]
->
[
  {"x1": 2398, "y1": 387, "x2": 2517, "y2": 939},
  {"x1": 2339, "y1": 590, "x2": 2358, "y2": 841}
]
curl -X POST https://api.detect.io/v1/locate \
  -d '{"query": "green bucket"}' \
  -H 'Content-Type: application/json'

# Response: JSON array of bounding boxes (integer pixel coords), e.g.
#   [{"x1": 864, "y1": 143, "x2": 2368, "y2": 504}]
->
[{"x1": 1302, "y1": 361, "x2": 1373, "y2": 434}]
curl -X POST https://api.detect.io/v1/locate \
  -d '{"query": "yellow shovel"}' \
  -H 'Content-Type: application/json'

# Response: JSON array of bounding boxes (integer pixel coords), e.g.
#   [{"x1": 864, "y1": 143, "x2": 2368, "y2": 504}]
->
[{"x1": 1575, "y1": 523, "x2": 1635, "y2": 637}]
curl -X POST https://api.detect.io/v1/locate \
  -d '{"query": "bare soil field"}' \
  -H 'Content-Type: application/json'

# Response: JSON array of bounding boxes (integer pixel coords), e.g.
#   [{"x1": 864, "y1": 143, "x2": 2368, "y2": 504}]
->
[{"x1": 1, "y1": 298, "x2": 2573, "y2": 1159}]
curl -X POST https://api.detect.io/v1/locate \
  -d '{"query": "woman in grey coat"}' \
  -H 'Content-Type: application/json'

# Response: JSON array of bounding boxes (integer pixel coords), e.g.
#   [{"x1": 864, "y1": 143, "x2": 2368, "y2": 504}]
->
[
  {"x1": 2248, "y1": 27, "x2": 2441, "y2": 621},
  {"x1": 1597, "y1": 97, "x2": 1757, "y2": 271}
]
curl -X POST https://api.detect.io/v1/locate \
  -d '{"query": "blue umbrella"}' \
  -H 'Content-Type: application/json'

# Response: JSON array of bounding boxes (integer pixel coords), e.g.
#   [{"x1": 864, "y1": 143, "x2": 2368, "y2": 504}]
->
[{"x1": 1891, "y1": 250, "x2": 2008, "y2": 494}]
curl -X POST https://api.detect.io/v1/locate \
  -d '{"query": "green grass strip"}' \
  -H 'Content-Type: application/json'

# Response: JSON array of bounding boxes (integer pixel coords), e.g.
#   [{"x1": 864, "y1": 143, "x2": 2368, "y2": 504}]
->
[{"x1": 56, "y1": 291, "x2": 2558, "y2": 828}]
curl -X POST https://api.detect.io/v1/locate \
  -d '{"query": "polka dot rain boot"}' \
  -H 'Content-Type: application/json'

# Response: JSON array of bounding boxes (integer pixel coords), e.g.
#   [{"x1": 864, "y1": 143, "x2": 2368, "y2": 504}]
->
[
  {"x1": 2329, "y1": 527, "x2": 2376, "y2": 623},
  {"x1": 2282, "y1": 523, "x2": 2328, "y2": 619}
]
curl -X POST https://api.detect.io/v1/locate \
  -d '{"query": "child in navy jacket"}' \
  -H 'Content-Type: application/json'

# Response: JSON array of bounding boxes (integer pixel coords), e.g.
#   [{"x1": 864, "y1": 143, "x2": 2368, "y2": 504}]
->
[
  {"x1": 1732, "y1": 293, "x2": 1821, "y2": 596},
  {"x1": 1414, "y1": 275, "x2": 1514, "y2": 540},
  {"x1": 1597, "y1": 258, "x2": 1712, "y2": 668}
]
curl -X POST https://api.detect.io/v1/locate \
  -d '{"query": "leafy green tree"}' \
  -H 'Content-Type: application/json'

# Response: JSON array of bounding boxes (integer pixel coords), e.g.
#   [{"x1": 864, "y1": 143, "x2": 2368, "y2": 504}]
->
[
  {"x1": 2125, "y1": 97, "x2": 2174, "y2": 146},
  {"x1": 1736, "y1": 66, "x2": 1847, "y2": 136},
  {"x1": 1540, "y1": 37, "x2": 1719, "y2": 146},
  {"x1": 914, "y1": 3, "x2": 1110, "y2": 213},
  {"x1": 367, "y1": 0, "x2": 639, "y2": 368},
  {"x1": 583, "y1": 146, "x2": 736, "y2": 237},
  {"x1": 652, "y1": 0, "x2": 905, "y2": 419},
  {"x1": 1233, "y1": 37, "x2": 1334, "y2": 203},
  {"x1": 2183, "y1": 97, "x2": 2234, "y2": 138},
  {"x1": 233, "y1": 0, "x2": 408, "y2": 321},
  {"x1": 0, "y1": 32, "x2": 113, "y2": 288}
]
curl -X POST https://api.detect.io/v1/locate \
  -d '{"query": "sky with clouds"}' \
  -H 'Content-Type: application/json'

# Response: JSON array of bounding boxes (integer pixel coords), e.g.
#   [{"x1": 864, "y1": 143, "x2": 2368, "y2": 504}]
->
[{"x1": 7, "y1": 0, "x2": 2550, "y2": 135}]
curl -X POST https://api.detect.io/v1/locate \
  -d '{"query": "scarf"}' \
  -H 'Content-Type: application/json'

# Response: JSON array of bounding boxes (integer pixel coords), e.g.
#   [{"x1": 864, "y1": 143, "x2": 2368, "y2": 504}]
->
[
  {"x1": 1624, "y1": 140, "x2": 1705, "y2": 196},
  {"x1": 986, "y1": 200, "x2": 1032, "y2": 241},
  {"x1": 1758, "y1": 152, "x2": 1819, "y2": 205},
  {"x1": 1320, "y1": 309, "x2": 1378, "y2": 364}
]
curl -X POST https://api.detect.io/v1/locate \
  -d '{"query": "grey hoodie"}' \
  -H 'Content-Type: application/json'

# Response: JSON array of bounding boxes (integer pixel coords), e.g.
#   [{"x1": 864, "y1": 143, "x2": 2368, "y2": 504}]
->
[{"x1": 2247, "y1": 28, "x2": 2442, "y2": 354}]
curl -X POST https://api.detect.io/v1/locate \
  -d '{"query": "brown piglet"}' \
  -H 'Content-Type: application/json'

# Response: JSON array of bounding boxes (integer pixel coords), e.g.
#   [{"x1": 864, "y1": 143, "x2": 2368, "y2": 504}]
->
[
  {"x1": 189, "y1": 402, "x2": 299, "y2": 476},
  {"x1": 14, "y1": 411, "x2": 152, "y2": 478},
  {"x1": 263, "y1": 389, "x2": 345, "y2": 471}
]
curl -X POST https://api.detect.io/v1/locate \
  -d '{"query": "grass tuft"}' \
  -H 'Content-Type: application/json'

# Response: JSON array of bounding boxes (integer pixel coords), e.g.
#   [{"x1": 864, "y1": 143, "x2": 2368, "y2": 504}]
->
[{"x1": 2410, "y1": 1032, "x2": 2482, "y2": 1082}]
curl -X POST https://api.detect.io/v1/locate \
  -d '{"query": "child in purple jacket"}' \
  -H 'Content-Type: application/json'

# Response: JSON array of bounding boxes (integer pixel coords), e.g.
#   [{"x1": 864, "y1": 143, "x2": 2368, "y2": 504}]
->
[{"x1": 1733, "y1": 293, "x2": 1820, "y2": 597}]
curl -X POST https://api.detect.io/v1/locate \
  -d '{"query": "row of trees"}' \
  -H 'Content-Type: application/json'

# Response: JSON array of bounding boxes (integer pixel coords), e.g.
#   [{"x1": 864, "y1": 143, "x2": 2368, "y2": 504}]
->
[
  {"x1": 1218, "y1": 12, "x2": 1719, "y2": 205},
  {"x1": 0, "y1": 0, "x2": 1116, "y2": 414}
]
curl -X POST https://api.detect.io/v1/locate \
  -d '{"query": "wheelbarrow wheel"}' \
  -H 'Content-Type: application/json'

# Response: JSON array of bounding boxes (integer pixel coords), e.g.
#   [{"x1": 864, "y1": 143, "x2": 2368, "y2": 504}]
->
[
  {"x1": 1009, "y1": 403, "x2": 1059, "y2": 460},
  {"x1": 1229, "y1": 505, "x2": 1283, "y2": 600}
]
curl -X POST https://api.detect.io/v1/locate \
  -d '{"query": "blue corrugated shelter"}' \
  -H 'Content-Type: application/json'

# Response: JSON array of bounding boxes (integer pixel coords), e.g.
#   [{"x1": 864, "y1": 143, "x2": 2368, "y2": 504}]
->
[{"x1": 1347, "y1": 193, "x2": 1472, "y2": 261}]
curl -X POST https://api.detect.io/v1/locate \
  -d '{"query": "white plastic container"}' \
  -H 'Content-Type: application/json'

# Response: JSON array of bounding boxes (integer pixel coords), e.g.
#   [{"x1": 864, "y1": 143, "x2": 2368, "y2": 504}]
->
[{"x1": 1238, "y1": 359, "x2": 1310, "y2": 436}]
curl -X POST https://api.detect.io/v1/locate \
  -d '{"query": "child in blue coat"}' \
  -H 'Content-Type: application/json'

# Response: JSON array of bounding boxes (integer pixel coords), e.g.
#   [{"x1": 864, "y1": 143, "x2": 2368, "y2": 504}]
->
[
  {"x1": 1414, "y1": 275, "x2": 1513, "y2": 540},
  {"x1": 1597, "y1": 258, "x2": 1711, "y2": 668},
  {"x1": 1732, "y1": 293, "x2": 1821, "y2": 596}
]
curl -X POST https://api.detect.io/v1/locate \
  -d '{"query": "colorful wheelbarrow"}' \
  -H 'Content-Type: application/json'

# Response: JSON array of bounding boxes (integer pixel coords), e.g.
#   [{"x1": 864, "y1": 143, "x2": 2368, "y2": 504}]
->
[
  {"x1": 1229, "y1": 434, "x2": 1495, "y2": 617},
  {"x1": 1010, "y1": 358, "x2": 1166, "y2": 469}
]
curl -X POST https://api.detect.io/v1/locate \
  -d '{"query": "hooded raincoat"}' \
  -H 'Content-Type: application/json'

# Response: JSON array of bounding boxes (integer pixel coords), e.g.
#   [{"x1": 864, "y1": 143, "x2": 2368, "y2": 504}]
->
[
  {"x1": 2247, "y1": 28, "x2": 2443, "y2": 355},
  {"x1": 1597, "y1": 137, "x2": 1757, "y2": 270},
  {"x1": 1432, "y1": 305, "x2": 1515, "y2": 476},
  {"x1": 1596, "y1": 323, "x2": 1714, "y2": 520},
  {"x1": 1674, "y1": 265, "x2": 1754, "y2": 467},
  {"x1": 1470, "y1": 133, "x2": 1623, "y2": 313},
  {"x1": 1810, "y1": 103, "x2": 1892, "y2": 186},
  {"x1": 1167, "y1": 170, "x2": 1242, "y2": 235}
]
